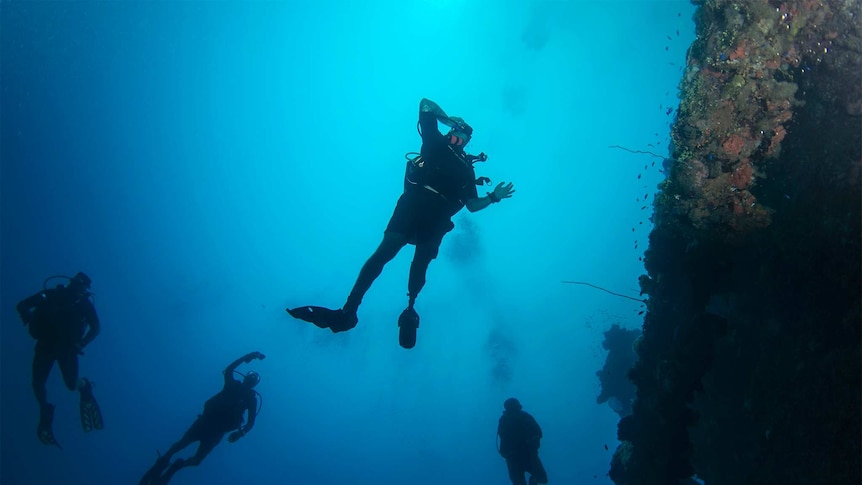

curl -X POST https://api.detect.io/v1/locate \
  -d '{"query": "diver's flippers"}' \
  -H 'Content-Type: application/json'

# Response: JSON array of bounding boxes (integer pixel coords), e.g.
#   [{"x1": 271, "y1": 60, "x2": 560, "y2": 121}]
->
[
  {"x1": 79, "y1": 378, "x2": 104, "y2": 432},
  {"x1": 139, "y1": 452, "x2": 171, "y2": 485},
  {"x1": 398, "y1": 307, "x2": 420, "y2": 349},
  {"x1": 37, "y1": 403, "x2": 62, "y2": 449},
  {"x1": 157, "y1": 457, "x2": 186, "y2": 485},
  {"x1": 286, "y1": 306, "x2": 357, "y2": 333}
]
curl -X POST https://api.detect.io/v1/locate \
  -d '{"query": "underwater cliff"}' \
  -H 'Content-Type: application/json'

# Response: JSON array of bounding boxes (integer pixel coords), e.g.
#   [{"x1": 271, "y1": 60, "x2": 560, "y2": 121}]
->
[{"x1": 610, "y1": 1, "x2": 861, "y2": 484}]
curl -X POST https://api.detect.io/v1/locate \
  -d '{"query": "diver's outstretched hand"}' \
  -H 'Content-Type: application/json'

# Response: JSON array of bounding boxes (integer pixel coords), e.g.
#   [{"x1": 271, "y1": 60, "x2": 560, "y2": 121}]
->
[
  {"x1": 493, "y1": 182, "x2": 516, "y2": 201},
  {"x1": 244, "y1": 351, "x2": 265, "y2": 363}
]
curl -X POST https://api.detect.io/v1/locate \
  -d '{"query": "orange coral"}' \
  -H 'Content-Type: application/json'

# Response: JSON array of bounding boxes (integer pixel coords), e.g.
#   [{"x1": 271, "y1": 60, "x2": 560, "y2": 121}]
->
[
  {"x1": 728, "y1": 39, "x2": 748, "y2": 61},
  {"x1": 722, "y1": 133, "x2": 747, "y2": 158},
  {"x1": 729, "y1": 161, "x2": 753, "y2": 188}
]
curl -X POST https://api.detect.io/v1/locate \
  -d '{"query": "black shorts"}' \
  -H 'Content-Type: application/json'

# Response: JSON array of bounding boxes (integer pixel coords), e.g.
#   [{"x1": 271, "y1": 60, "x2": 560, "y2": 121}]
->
[{"x1": 385, "y1": 188, "x2": 455, "y2": 245}]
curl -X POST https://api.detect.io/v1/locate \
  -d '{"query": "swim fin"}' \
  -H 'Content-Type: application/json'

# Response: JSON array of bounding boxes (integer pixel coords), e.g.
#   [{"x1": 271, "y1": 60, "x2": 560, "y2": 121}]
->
[
  {"x1": 79, "y1": 378, "x2": 104, "y2": 432},
  {"x1": 139, "y1": 452, "x2": 171, "y2": 485},
  {"x1": 286, "y1": 306, "x2": 357, "y2": 333},
  {"x1": 398, "y1": 307, "x2": 420, "y2": 349},
  {"x1": 37, "y1": 403, "x2": 62, "y2": 449}
]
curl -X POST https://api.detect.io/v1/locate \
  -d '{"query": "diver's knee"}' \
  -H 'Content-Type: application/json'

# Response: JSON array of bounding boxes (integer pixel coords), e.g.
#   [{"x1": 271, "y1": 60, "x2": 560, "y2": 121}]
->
[
  {"x1": 380, "y1": 232, "x2": 407, "y2": 252},
  {"x1": 414, "y1": 246, "x2": 439, "y2": 264}
]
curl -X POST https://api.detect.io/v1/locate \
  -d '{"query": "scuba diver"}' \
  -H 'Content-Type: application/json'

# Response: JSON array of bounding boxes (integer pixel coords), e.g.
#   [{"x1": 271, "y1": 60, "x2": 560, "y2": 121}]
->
[
  {"x1": 139, "y1": 351, "x2": 265, "y2": 485},
  {"x1": 288, "y1": 97, "x2": 515, "y2": 349},
  {"x1": 497, "y1": 398, "x2": 548, "y2": 485},
  {"x1": 16, "y1": 272, "x2": 103, "y2": 448}
]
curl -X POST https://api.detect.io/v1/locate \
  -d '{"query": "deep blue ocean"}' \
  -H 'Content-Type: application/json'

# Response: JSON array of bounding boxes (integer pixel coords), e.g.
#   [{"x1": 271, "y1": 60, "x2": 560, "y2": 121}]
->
[{"x1": 1, "y1": 1, "x2": 696, "y2": 483}]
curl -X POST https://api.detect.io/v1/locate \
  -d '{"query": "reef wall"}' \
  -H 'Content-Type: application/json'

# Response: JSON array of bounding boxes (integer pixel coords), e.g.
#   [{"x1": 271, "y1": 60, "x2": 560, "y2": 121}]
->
[
  {"x1": 610, "y1": 1, "x2": 861, "y2": 484},
  {"x1": 597, "y1": 324, "x2": 641, "y2": 419}
]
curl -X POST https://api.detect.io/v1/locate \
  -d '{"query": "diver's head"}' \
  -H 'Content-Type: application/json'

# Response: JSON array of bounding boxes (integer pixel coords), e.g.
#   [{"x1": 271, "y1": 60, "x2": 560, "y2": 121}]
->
[
  {"x1": 242, "y1": 371, "x2": 261, "y2": 389},
  {"x1": 447, "y1": 117, "x2": 473, "y2": 150},
  {"x1": 68, "y1": 272, "x2": 92, "y2": 294},
  {"x1": 504, "y1": 397, "x2": 522, "y2": 412},
  {"x1": 448, "y1": 129, "x2": 471, "y2": 149}
]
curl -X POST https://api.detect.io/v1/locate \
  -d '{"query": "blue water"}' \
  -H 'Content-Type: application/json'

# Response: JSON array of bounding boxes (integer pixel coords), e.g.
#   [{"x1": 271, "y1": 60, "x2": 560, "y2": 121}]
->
[{"x1": 1, "y1": 2, "x2": 695, "y2": 484}]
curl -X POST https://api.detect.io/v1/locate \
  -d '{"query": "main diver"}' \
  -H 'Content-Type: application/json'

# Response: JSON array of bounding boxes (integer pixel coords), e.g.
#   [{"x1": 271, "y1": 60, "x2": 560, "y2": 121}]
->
[
  {"x1": 139, "y1": 351, "x2": 265, "y2": 485},
  {"x1": 288, "y1": 97, "x2": 515, "y2": 348},
  {"x1": 16, "y1": 272, "x2": 104, "y2": 448}
]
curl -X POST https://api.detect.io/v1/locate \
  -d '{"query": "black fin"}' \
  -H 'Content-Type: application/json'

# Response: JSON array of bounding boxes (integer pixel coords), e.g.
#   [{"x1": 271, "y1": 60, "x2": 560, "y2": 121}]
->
[
  {"x1": 286, "y1": 306, "x2": 336, "y2": 328},
  {"x1": 398, "y1": 308, "x2": 420, "y2": 349},
  {"x1": 79, "y1": 378, "x2": 104, "y2": 432},
  {"x1": 37, "y1": 403, "x2": 62, "y2": 449},
  {"x1": 286, "y1": 306, "x2": 357, "y2": 332},
  {"x1": 139, "y1": 451, "x2": 171, "y2": 485}
]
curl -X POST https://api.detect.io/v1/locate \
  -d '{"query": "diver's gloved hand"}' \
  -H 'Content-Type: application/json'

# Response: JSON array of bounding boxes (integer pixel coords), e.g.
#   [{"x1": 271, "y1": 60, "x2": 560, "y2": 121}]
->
[
  {"x1": 491, "y1": 181, "x2": 516, "y2": 202},
  {"x1": 227, "y1": 431, "x2": 243, "y2": 443},
  {"x1": 448, "y1": 116, "x2": 472, "y2": 134},
  {"x1": 244, "y1": 351, "x2": 265, "y2": 363}
]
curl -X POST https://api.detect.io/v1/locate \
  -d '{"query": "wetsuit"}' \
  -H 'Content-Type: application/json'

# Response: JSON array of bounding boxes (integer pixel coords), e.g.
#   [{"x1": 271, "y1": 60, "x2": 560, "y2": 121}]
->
[
  {"x1": 498, "y1": 409, "x2": 548, "y2": 485},
  {"x1": 174, "y1": 373, "x2": 257, "y2": 465},
  {"x1": 145, "y1": 367, "x2": 258, "y2": 484},
  {"x1": 343, "y1": 109, "x2": 479, "y2": 314},
  {"x1": 17, "y1": 287, "x2": 100, "y2": 407}
]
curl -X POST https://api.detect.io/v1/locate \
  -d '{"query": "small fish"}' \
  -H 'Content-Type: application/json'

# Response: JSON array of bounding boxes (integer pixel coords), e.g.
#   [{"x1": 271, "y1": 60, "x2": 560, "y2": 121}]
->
[
  {"x1": 637, "y1": 174, "x2": 642, "y2": 179},
  {"x1": 647, "y1": 143, "x2": 654, "y2": 147},
  {"x1": 641, "y1": 206, "x2": 647, "y2": 210},
  {"x1": 676, "y1": 29, "x2": 680, "y2": 36},
  {"x1": 604, "y1": 444, "x2": 609, "y2": 450},
  {"x1": 638, "y1": 311, "x2": 645, "y2": 315},
  {"x1": 632, "y1": 228, "x2": 635, "y2": 232},
  {"x1": 644, "y1": 193, "x2": 649, "y2": 199},
  {"x1": 638, "y1": 257, "x2": 643, "y2": 261},
  {"x1": 667, "y1": 35, "x2": 672, "y2": 40},
  {"x1": 666, "y1": 107, "x2": 673, "y2": 115},
  {"x1": 665, "y1": 46, "x2": 669, "y2": 51},
  {"x1": 644, "y1": 165, "x2": 648, "y2": 170},
  {"x1": 639, "y1": 221, "x2": 643, "y2": 224},
  {"x1": 651, "y1": 161, "x2": 655, "y2": 166}
]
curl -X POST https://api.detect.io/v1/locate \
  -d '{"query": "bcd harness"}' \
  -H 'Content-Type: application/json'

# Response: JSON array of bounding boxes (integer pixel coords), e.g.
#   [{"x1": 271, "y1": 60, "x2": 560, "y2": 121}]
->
[{"x1": 404, "y1": 148, "x2": 491, "y2": 200}]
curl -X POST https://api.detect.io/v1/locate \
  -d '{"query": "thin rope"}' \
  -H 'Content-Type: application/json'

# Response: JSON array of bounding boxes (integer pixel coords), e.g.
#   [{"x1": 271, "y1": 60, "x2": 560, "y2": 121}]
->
[{"x1": 561, "y1": 281, "x2": 645, "y2": 303}]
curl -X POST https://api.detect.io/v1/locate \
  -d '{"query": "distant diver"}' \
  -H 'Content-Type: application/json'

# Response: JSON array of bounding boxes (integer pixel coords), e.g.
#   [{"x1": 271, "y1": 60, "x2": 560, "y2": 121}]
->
[
  {"x1": 16, "y1": 272, "x2": 104, "y2": 449},
  {"x1": 139, "y1": 352, "x2": 265, "y2": 485},
  {"x1": 288, "y1": 97, "x2": 515, "y2": 349},
  {"x1": 497, "y1": 398, "x2": 548, "y2": 485}
]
